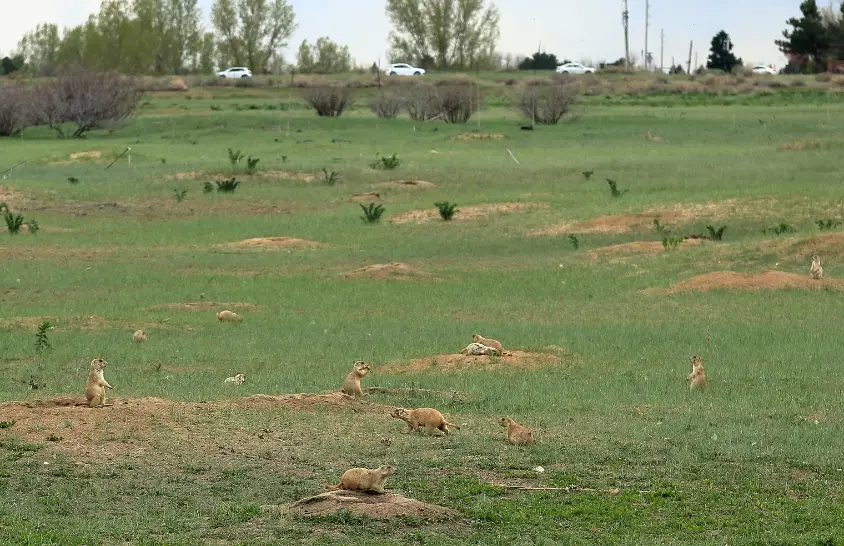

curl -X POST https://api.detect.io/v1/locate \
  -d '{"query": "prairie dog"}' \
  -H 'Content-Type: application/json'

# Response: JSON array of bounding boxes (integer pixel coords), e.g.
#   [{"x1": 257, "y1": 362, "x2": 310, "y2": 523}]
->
[
  {"x1": 472, "y1": 334, "x2": 503, "y2": 354},
  {"x1": 687, "y1": 355, "x2": 708, "y2": 390},
  {"x1": 460, "y1": 342, "x2": 500, "y2": 356},
  {"x1": 224, "y1": 373, "x2": 246, "y2": 385},
  {"x1": 390, "y1": 407, "x2": 460, "y2": 436},
  {"x1": 329, "y1": 465, "x2": 395, "y2": 493},
  {"x1": 216, "y1": 310, "x2": 243, "y2": 322},
  {"x1": 85, "y1": 358, "x2": 113, "y2": 408},
  {"x1": 810, "y1": 255, "x2": 823, "y2": 280},
  {"x1": 341, "y1": 361, "x2": 370, "y2": 397},
  {"x1": 499, "y1": 416, "x2": 535, "y2": 446},
  {"x1": 132, "y1": 329, "x2": 147, "y2": 343},
  {"x1": 645, "y1": 130, "x2": 663, "y2": 141}
]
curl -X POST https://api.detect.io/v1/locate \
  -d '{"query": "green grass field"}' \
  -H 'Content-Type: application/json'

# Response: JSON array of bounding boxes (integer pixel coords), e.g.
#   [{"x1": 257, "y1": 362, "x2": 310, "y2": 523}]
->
[{"x1": 2, "y1": 82, "x2": 844, "y2": 545}]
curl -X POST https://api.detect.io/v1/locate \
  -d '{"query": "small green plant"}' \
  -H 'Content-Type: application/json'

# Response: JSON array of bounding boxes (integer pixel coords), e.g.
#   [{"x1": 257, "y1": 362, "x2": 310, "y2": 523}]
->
[
  {"x1": 652, "y1": 218, "x2": 668, "y2": 234},
  {"x1": 606, "y1": 179, "x2": 627, "y2": 198},
  {"x1": 434, "y1": 201, "x2": 458, "y2": 221},
  {"x1": 568, "y1": 234, "x2": 579, "y2": 249},
  {"x1": 227, "y1": 148, "x2": 244, "y2": 165},
  {"x1": 202, "y1": 181, "x2": 214, "y2": 194},
  {"x1": 35, "y1": 321, "x2": 52, "y2": 353},
  {"x1": 246, "y1": 156, "x2": 260, "y2": 173},
  {"x1": 370, "y1": 153, "x2": 400, "y2": 170},
  {"x1": 582, "y1": 170, "x2": 593, "y2": 180},
  {"x1": 26, "y1": 219, "x2": 39, "y2": 234},
  {"x1": 705, "y1": 225, "x2": 727, "y2": 240},
  {"x1": 0, "y1": 420, "x2": 15, "y2": 429},
  {"x1": 67, "y1": 176, "x2": 80, "y2": 184},
  {"x1": 0, "y1": 203, "x2": 6, "y2": 213},
  {"x1": 160, "y1": 158, "x2": 167, "y2": 164},
  {"x1": 764, "y1": 222, "x2": 796, "y2": 235},
  {"x1": 662, "y1": 236, "x2": 683, "y2": 249},
  {"x1": 816, "y1": 219, "x2": 842, "y2": 231},
  {"x1": 174, "y1": 189, "x2": 189, "y2": 202},
  {"x1": 4, "y1": 207, "x2": 25, "y2": 234},
  {"x1": 46, "y1": 434, "x2": 62, "y2": 442},
  {"x1": 322, "y1": 167, "x2": 340, "y2": 185},
  {"x1": 360, "y1": 203, "x2": 385, "y2": 224},
  {"x1": 282, "y1": 155, "x2": 288, "y2": 163},
  {"x1": 216, "y1": 178, "x2": 240, "y2": 193}
]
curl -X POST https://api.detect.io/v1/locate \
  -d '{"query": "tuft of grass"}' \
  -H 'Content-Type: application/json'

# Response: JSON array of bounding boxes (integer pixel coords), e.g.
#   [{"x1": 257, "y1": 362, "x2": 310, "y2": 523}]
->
[
  {"x1": 322, "y1": 167, "x2": 340, "y2": 185},
  {"x1": 216, "y1": 178, "x2": 240, "y2": 193},
  {"x1": 227, "y1": 148, "x2": 244, "y2": 165},
  {"x1": 3, "y1": 205, "x2": 24, "y2": 234},
  {"x1": 706, "y1": 225, "x2": 727, "y2": 240},
  {"x1": 652, "y1": 218, "x2": 668, "y2": 234},
  {"x1": 662, "y1": 236, "x2": 683, "y2": 249},
  {"x1": 202, "y1": 181, "x2": 214, "y2": 194},
  {"x1": 173, "y1": 189, "x2": 189, "y2": 202},
  {"x1": 582, "y1": 170, "x2": 593, "y2": 180},
  {"x1": 246, "y1": 156, "x2": 259, "y2": 173},
  {"x1": 360, "y1": 203, "x2": 385, "y2": 224},
  {"x1": 67, "y1": 176, "x2": 80, "y2": 184},
  {"x1": 606, "y1": 178, "x2": 628, "y2": 198},
  {"x1": 816, "y1": 219, "x2": 842, "y2": 231},
  {"x1": 26, "y1": 219, "x2": 39, "y2": 234},
  {"x1": 0, "y1": 420, "x2": 15, "y2": 429},
  {"x1": 35, "y1": 321, "x2": 52, "y2": 353},
  {"x1": 370, "y1": 153, "x2": 400, "y2": 170},
  {"x1": 567, "y1": 234, "x2": 579, "y2": 249},
  {"x1": 434, "y1": 201, "x2": 458, "y2": 221},
  {"x1": 764, "y1": 222, "x2": 796, "y2": 235}
]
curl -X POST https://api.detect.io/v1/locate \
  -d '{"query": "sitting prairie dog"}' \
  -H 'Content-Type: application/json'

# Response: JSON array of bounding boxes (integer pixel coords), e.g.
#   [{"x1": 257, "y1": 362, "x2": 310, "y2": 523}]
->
[
  {"x1": 499, "y1": 416, "x2": 535, "y2": 446},
  {"x1": 132, "y1": 329, "x2": 147, "y2": 343},
  {"x1": 810, "y1": 255, "x2": 823, "y2": 280},
  {"x1": 460, "y1": 342, "x2": 500, "y2": 356},
  {"x1": 687, "y1": 355, "x2": 708, "y2": 390},
  {"x1": 216, "y1": 310, "x2": 243, "y2": 323},
  {"x1": 341, "y1": 361, "x2": 370, "y2": 397},
  {"x1": 645, "y1": 130, "x2": 663, "y2": 141},
  {"x1": 224, "y1": 373, "x2": 246, "y2": 385},
  {"x1": 85, "y1": 358, "x2": 114, "y2": 408},
  {"x1": 329, "y1": 465, "x2": 395, "y2": 493},
  {"x1": 390, "y1": 407, "x2": 461, "y2": 436},
  {"x1": 472, "y1": 334, "x2": 503, "y2": 354}
]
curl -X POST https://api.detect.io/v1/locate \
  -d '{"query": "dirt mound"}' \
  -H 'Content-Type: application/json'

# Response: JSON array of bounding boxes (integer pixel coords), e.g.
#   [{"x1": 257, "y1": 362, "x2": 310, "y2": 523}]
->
[
  {"x1": 348, "y1": 192, "x2": 381, "y2": 202},
  {"x1": 653, "y1": 270, "x2": 844, "y2": 294},
  {"x1": 778, "y1": 140, "x2": 820, "y2": 151},
  {"x1": 773, "y1": 232, "x2": 844, "y2": 259},
  {"x1": 449, "y1": 132, "x2": 505, "y2": 141},
  {"x1": 142, "y1": 301, "x2": 258, "y2": 311},
  {"x1": 70, "y1": 151, "x2": 102, "y2": 160},
  {"x1": 0, "y1": 185, "x2": 29, "y2": 208},
  {"x1": 392, "y1": 202, "x2": 546, "y2": 225},
  {"x1": 213, "y1": 237, "x2": 325, "y2": 251},
  {"x1": 373, "y1": 180, "x2": 436, "y2": 190},
  {"x1": 287, "y1": 490, "x2": 461, "y2": 521},
  {"x1": 383, "y1": 350, "x2": 562, "y2": 374},
  {"x1": 164, "y1": 170, "x2": 315, "y2": 182},
  {"x1": 222, "y1": 392, "x2": 394, "y2": 412},
  {"x1": 589, "y1": 238, "x2": 704, "y2": 256},
  {"x1": 341, "y1": 262, "x2": 428, "y2": 280}
]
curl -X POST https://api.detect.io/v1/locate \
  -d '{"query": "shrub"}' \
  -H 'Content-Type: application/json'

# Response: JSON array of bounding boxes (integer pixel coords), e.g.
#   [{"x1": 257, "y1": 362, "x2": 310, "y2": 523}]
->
[
  {"x1": 246, "y1": 156, "x2": 259, "y2": 173},
  {"x1": 567, "y1": 234, "x2": 579, "y2": 249},
  {"x1": 26, "y1": 220, "x2": 39, "y2": 234},
  {"x1": 322, "y1": 167, "x2": 340, "y2": 185},
  {"x1": 360, "y1": 203, "x2": 385, "y2": 224},
  {"x1": 228, "y1": 148, "x2": 244, "y2": 165},
  {"x1": 302, "y1": 85, "x2": 354, "y2": 117},
  {"x1": 434, "y1": 201, "x2": 458, "y2": 221},
  {"x1": 0, "y1": 85, "x2": 28, "y2": 137},
  {"x1": 606, "y1": 178, "x2": 627, "y2": 198},
  {"x1": 370, "y1": 92, "x2": 404, "y2": 119},
  {"x1": 816, "y1": 219, "x2": 842, "y2": 230},
  {"x1": 517, "y1": 83, "x2": 579, "y2": 125},
  {"x1": 2, "y1": 204, "x2": 25, "y2": 234},
  {"x1": 405, "y1": 85, "x2": 442, "y2": 121},
  {"x1": 216, "y1": 178, "x2": 240, "y2": 193},
  {"x1": 202, "y1": 181, "x2": 214, "y2": 194},
  {"x1": 705, "y1": 225, "x2": 727, "y2": 240},
  {"x1": 438, "y1": 84, "x2": 479, "y2": 123},
  {"x1": 67, "y1": 176, "x2": 80, "y2": 184},
  {"x1": 370, "y1": 153, "x2": 400, "y2": 170},
  {"x1": 173, "y1": 189, "x2": 188, "y2": 202},
  {"x1": 35, "y1": 321, "x2": 51, "y2": 353}
]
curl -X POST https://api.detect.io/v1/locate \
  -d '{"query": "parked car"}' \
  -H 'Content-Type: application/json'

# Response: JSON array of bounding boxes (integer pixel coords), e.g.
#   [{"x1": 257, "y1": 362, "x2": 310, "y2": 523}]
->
[
  {"x1": 555, "y1": 62, "x2": 595, "y2": 75},
  {"x1": 385, "y1": 63, "x2": 425, "y2": 76},
  {"x1": 751, "y1": 64, "x2": 776, "y2": 75},
  {"x1": 217, "y1": 67, "x2": 253, "y2": 79}
]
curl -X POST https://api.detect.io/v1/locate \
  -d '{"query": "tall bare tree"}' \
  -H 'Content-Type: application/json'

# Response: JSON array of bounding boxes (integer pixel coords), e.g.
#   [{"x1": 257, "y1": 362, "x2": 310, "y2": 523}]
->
[{"x1": 167, "y1": 0, "x2": 201, "y2": 74}]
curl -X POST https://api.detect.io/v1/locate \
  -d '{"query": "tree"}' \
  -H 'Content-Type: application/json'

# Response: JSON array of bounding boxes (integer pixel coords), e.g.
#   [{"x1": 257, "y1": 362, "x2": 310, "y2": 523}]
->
[
  {"x1": 518, "y1": 51, "x2": 559, "y2": 70},
  {"x1": 296, "y1": 40, "x2": 314, "y2": 73},
  {"x1": 211, "y1": 0, "x2": 296, "y2": 73},
  {"x1": 668, "y1": 64, "x2": 685, "y2": 75},
  {"x1": 385, "y1": 0, "x2": 500, "y2": 70},
  {"x1": 776, "y1": 0, "x2": 829, "y2": 69},
  {"x1": 15, "y1": 23, "x2": 61, "y2": 76},
  {"x1": 1, "y1": 56, "x2": 25, "y2": 75},
  {"x1": 296, "y1": 37, "x2": 352, "y2": 74},
  {"x1": 196, "y1": 32, "x2": 217, "y2": 73},
  {"x1": 706, "y1": 30, "x2": 742, "y2": 72}
]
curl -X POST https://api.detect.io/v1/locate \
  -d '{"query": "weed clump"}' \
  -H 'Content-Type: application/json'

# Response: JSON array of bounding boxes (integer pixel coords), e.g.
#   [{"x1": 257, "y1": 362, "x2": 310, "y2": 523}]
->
[
  {"x1": 370, "y1": 153, "x2": 401, "y2": 170},
  {"x1": 1, "y1": 203, "x2": 25, "y2": 234},
  {"x1": 174, "y1": 189, "x2": 189, "y2": 202},
  {"x1": 816, "y1": 219, "x2": 841, "y2": 231},
  {"x1": 360, "y1": 203, "x2": 385, "y2": 224},
  {"x1": 434, "y1": 201, "x2": 458, "y2": 221},
  {"x1": 705, "y1": 225, "x2": 727, "y2": 240},
  {"x1": 606, "y1": 179, "x2": 627, "y2": 198},
  {"x1": 568, "y1": 234, "x2": 579, "y2": 249},
  {"x1": 246, "y1": 156, "x2": 259, "y2": 173},
  {"x1": 216, "y1": 178, "x2": 240, "y2": 193},
  {"x1": 322, "y1": 168, "x2": 340, "y2": 185},
  {"x1": 35, "y1": 321, "x2": 51, "y2": 353}
]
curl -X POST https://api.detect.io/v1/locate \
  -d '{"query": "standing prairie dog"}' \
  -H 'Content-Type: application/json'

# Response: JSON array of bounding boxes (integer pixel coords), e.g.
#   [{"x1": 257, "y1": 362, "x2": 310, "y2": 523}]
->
[
  {"x1": 341, "y1": 361, "x2": 370, "y2": 397},
  {"x1": 810, "y1": 255, "x2": 824, "y2": 280},
  {"x1": 390, "y1": 407, "x2": 460, "y2": 436},
  {"x1": 472, "y1": 334, "x2": 503, "y2": 354},
  {"x1": 499, "y1": 416, "x2": 535, "y2": 446},
  {"x1": 329, "y1": 465, "x2": 395, "y2": 493},
  {"x1": 133, "y1": 329, "x2": 147, "y2": 343},
  {"x1": 687, "y1": 355, "x2": 708, "y2": 390},
  {"x1": 224, "y1": 373, "x2": 246, "y2": 385},
  {"x1": 216, "y1": 310, "x2": 243, "y2": 322},
  {"x1": 85, "y1": 358, "x2": 114, "y2": 408}
]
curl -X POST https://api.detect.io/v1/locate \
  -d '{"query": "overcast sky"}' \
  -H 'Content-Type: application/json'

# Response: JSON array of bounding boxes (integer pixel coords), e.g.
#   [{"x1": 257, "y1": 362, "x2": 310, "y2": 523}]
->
[{"x1": 0, "y1": 0, "x2": 826, "y2": 70}]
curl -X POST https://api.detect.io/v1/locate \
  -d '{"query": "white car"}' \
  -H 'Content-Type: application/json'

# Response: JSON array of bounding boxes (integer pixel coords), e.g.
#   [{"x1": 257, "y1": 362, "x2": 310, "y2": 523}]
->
[
  {"x1": 217, "y1": 67, "x2": 253, "y2": 79},
  {"x1": 751, "y1": 64, "x2": 776, "y2": 75},
  {"x1": 385, "y1": 63, "x2": 425, "y2": 76},
  {"x1": 555, "y1": 62, "x2": 595, "y2": 75}
]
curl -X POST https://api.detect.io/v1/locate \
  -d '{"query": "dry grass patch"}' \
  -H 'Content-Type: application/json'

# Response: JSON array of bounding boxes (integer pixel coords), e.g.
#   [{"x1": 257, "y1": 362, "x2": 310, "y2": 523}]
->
[
  {"x1": 0, "y1": 185, "x2": 30, "y2": 208},
  {"x1": 648, "y1": 270, "x2": 844, "y2": 294},
  {"x1": 0, "y1": 315, "x2": 169, "y2": 331},
  {"x1": 768, "y1": 232, "x2": 844, "y2": 259},
  {"x1": 213, "y1": 236, "x2": 326, "y2": 251},
  {"x1": 341, "y1": 262, "x2": 429, "y2": 281},
  {"x1": 142, "y1": 301, "x2": 258, "y2": 312},
  {"x1": 348, "y1": 191, "x2": 381, "y2": 202},
  {"x1": 382, "y1": 350, "x2": 562, "y2": 374},
  {"x1": 163, "y1": 170, "x2": 316, "y2": 182},
  {"x1": 448, "y1": 132, "x2": 505, "y2": 141},
  {"x1": 589, "y1": 239, "x2": 705, "y2": 257},
  {"x1": 373, "y1": 179, "x2": 437, "y2": 190},
  {"x1": 777, "y1": 140, "x2": 821, "y2": 151},
  {"x1": 392, "y1": 202, "x2": 546, "y2": 225}
]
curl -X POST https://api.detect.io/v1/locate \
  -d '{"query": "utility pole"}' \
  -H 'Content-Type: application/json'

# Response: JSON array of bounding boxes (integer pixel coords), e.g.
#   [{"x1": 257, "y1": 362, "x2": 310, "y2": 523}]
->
[
  {"x1": 644, "y1": 0, "x2": 650, "y2": 71},
  {"x1": 660, "y1": 29, "x2": 664, "y2": 73},
  {"x1": 622, "y1": 0, "x2": 630, "y2": 69},
  {"x1": 687, "y1": 40, "x2": 693, "y2": 74}
]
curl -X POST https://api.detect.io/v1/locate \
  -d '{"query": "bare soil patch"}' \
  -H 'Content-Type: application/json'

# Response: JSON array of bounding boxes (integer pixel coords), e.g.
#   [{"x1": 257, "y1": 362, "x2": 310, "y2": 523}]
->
[
  {"x1": 449, "y1": 132, "x2": 505, "y2": 141},
  {"x1": 650, "y1": 270, "x2": 844, "y2": 294},
  {"x1": 49, "y1": 151, "x2": 106, "y2": 165},
  {"x1": 0, "y1": 185, "x2": 29, "y2": 208},
  {"x1": 392, "y1": 202, "x2": 546, "y2": 225},
  {"x1": 0, "y1": 315, "x2": 169, "y2": 331},
  {"x1": 341, "y1": 262, "x2": 429, "y2": 281},
  {"x1": 213, "y1": 236, "x2": 326, "y2": 251},
  {"x1": 382, "y1": 350, "x2": 562, "y2": 374},
  {"x1": 286, "y1": 490, "x2": 461, "y2": 521},
  {"x1": 373, "y1": 180, "x2": 436, "y2": 190},
  {"x1": 142, "y1": 301, "x2": 258, "y2": 312},
  {"x1": 348, "y1": 191, "x2": 381, "y2": 202},
  {"x1": 771, "y1": 232, "x2": 844, "y2": 259},
  {"x1": 777, "y1": 140, "x2": 821, "y2": 151},
  {"x1": 589, "y1": 239, "x2": 704, "y2": 257},
  {"x1": 164, "y1": 170, "x2": 316, "y2": 182}
]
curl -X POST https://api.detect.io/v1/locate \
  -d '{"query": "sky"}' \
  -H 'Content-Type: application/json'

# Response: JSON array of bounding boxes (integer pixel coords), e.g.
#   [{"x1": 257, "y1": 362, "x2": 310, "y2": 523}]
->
[{"x1": 0, "y1": 0, "x2": 831, "y2": 70}]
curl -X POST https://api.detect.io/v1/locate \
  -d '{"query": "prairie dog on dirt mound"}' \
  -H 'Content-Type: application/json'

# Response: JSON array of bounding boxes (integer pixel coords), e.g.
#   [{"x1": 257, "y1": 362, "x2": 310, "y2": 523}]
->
[
  {"x1": 390, "y1": 407, "x2": 461, "y2": 436},
  {"x1": 224, "y1": 373, "x2": 246, "y2": 385},
  {"x1": 687, "y1": 355, "x2": 708, "y2": 390},
  {"x1": 329, "y1": 465, "x2": 395, "y2": 493},
  {"x1": 810, "y1": 255, "x2": 824, "y2": 280},
  {"x1": 499, "y1": 416, "x2": 535, "y2": 446},
  {"x1": 460, "y1": 342, "x2": 500, "y2": 356},
  {"x1": 472, "y1": 334, "x2": 503, "y2": 354},
  {"x1": 341, "y1": 361, "x2": 370, "y2": 397},
  {"x1": 216, "y1": 310, "x2": 243, "y2": 322},
  {"x1": 132, "y1": 329, "x2": 147, "y2": 343},
  {"x1": 85, "y1": 358, "x2": 113, "y2": 408}
]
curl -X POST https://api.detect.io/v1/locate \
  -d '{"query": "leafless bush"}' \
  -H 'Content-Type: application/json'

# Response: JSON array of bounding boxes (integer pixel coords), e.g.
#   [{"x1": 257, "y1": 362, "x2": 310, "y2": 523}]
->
[
  {"x1": 370, "y1": 92, "x2": 404, "y2": 118},
  {"x1": 302, "y1": 85, "x2": 354, "y2": 117},
  {"x1": 517, "y1": 83, "x2": 580, "y2": 125},
  {"x1": 29, "y1": 65, "x2": 142, "y2": 138},
  {"x1": 404, "y1": 85, "x2": 442, "y2": 121},
  {"x1": 0, "y1": 85, "x2": 29, "y2": 137},
  {"x1": 438, "y1": 84, "x2": 480, "y2": 123}
]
